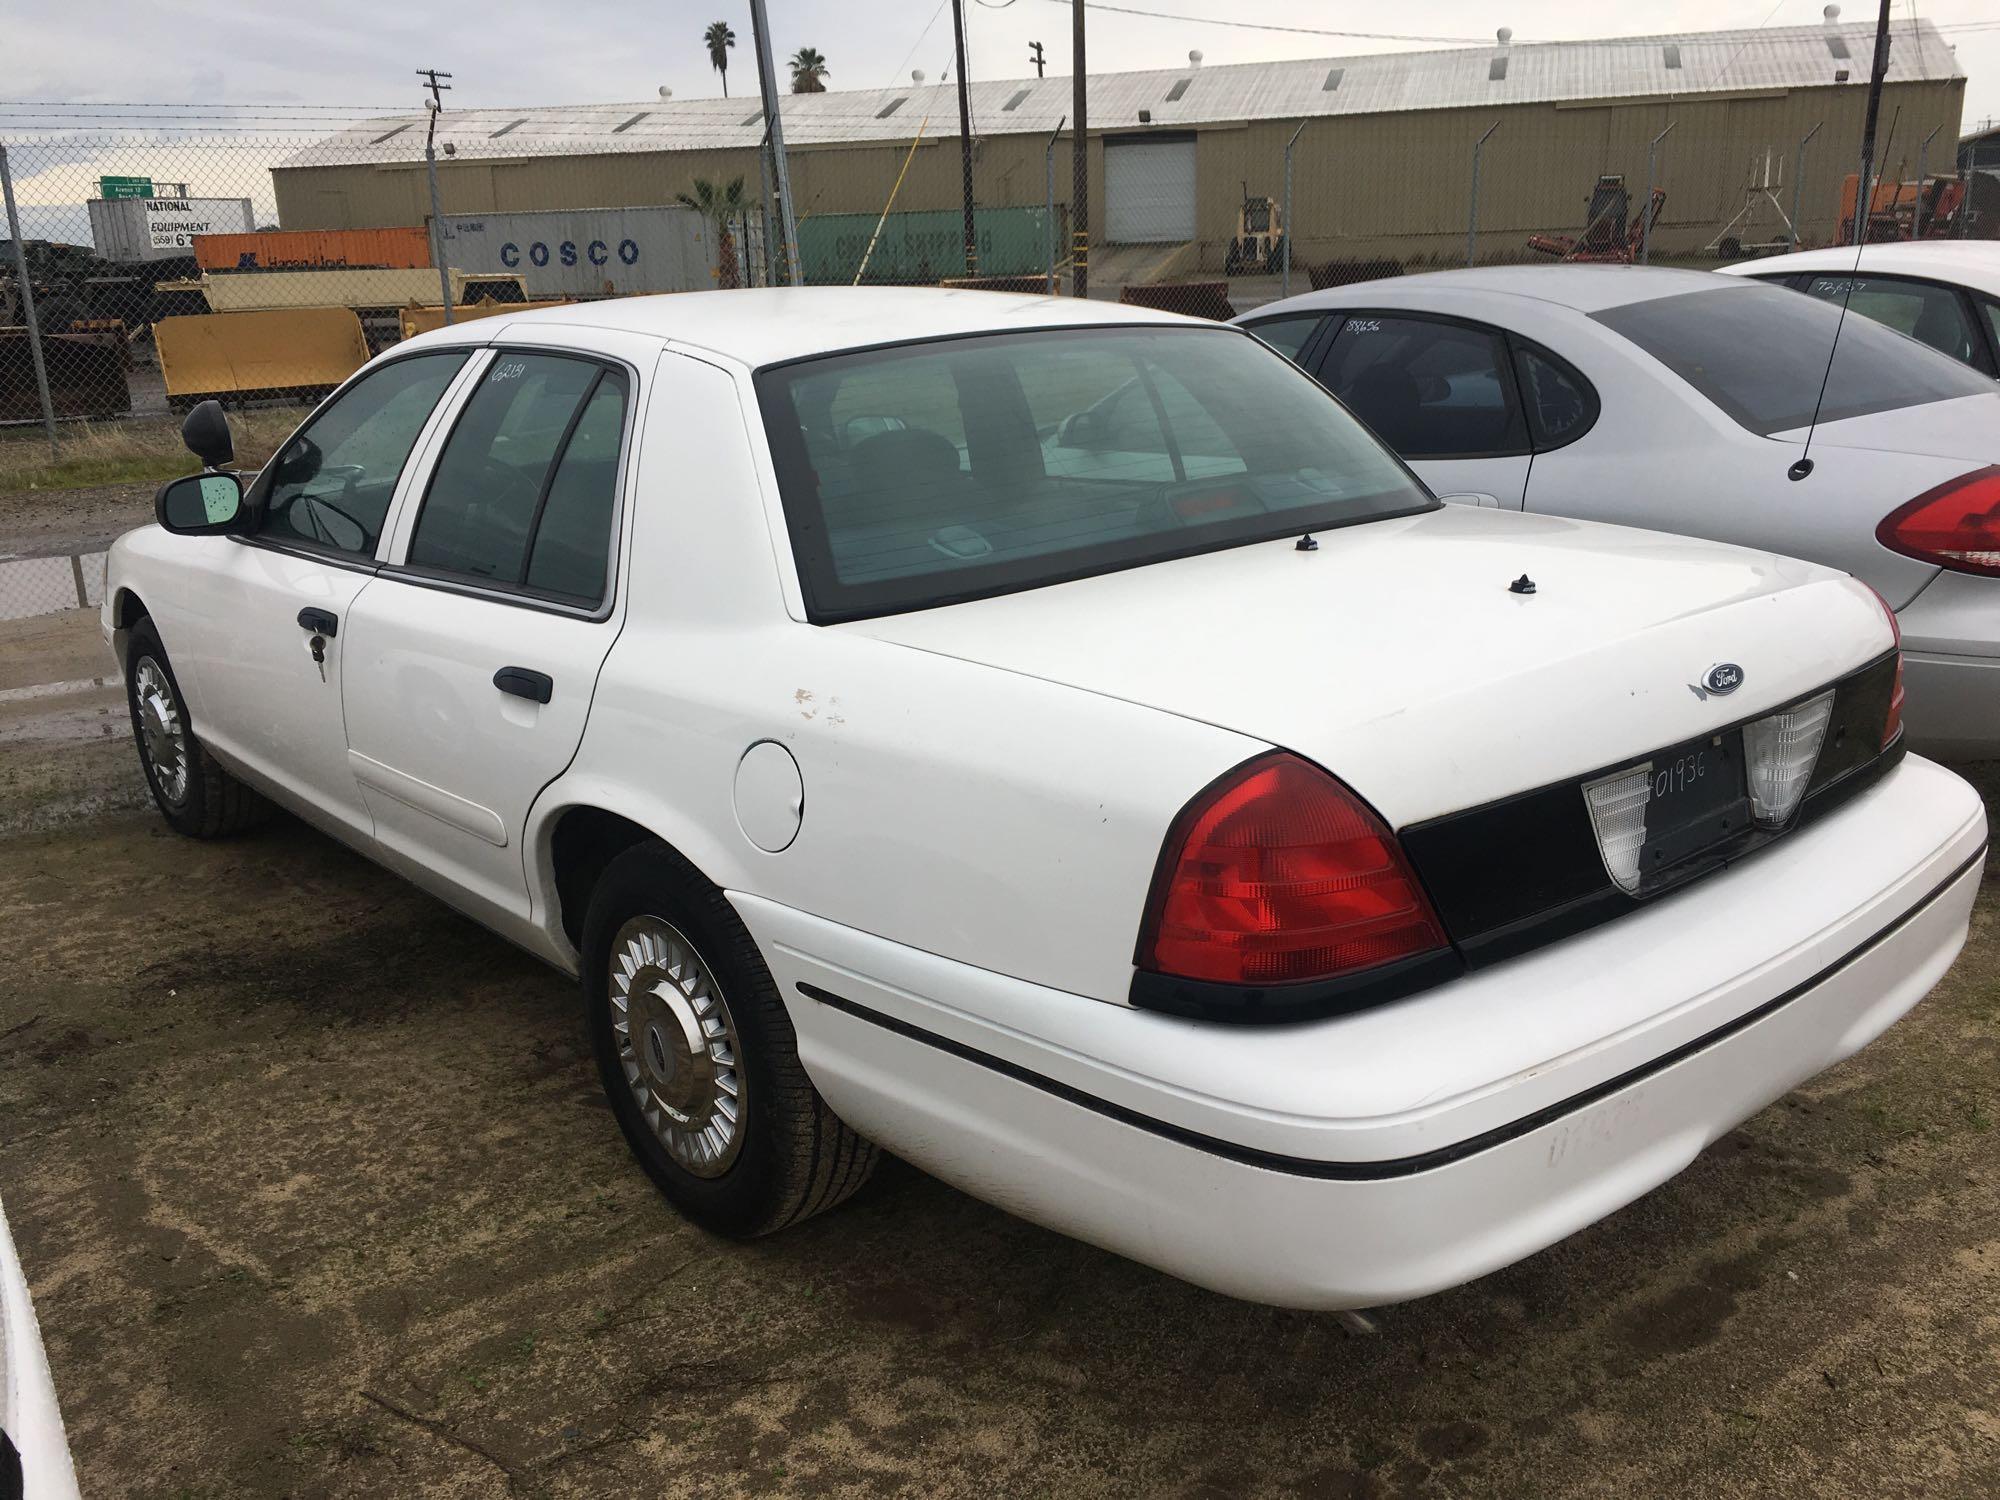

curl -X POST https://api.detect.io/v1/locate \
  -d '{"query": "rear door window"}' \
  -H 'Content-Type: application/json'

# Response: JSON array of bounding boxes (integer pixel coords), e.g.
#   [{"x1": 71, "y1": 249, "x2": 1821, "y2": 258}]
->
[
  {"x1": 1511, "y1": 342, "x2": 1599, "y2": 450},
  {"x1": 1313, "y1": 315, "x2": 1529, "y2": 458},
  {"x1": 406, "y1": 353, "x2": 629, "y2": 605},
  {"x1": 1592, "y1": 284, "x2": 1993, "y2": 435},
  {"x1": 1797, "y1": 273, "x2": 1990, "y2": 372}
]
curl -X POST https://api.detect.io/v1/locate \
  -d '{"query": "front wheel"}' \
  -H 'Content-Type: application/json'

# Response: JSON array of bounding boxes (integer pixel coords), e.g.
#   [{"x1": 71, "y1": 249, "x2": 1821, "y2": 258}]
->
[
  {"x1": 125, "y1": 616, "x2": 271, "y2": 838},
  {"x1": 582, "y1": 841, "x2": 877, "y2": 1237}
]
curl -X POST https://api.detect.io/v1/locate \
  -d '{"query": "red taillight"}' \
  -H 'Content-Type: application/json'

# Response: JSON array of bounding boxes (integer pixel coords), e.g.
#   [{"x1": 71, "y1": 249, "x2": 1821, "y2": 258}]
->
[
  {"x1": 1137, "y1": 753, "x2": 1449, "y2": 987},
  {"x1": 1877, "y1": 466, "x2": 2000, "y2": 578},
  {"x1": 1866, "y1": 584, "x2": 1906, "y2": 750}
]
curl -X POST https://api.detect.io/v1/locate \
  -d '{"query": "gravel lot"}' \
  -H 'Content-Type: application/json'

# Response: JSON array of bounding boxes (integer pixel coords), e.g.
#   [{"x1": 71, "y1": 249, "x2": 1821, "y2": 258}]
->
[{"x1": 2, "y1": 604, "x2": 1997, "y2": 1499}]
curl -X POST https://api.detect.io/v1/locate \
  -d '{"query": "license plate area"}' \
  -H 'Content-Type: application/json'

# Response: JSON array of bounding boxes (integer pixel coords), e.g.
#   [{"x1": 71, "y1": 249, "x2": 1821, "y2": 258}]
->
[
  {"x1": 1584, "y1": 730, "x2": 1754, "y2": 896},
  {"x1": 1638, "y1": 731, "x2": 1751, "y2": 880}
]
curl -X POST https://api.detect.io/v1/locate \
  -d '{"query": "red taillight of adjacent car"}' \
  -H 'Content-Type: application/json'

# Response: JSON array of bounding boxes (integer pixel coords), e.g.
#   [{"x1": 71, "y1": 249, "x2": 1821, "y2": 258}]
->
[
  {"x1": 1876, "y1": 466, "x2": 2000, "y2": 579},
  {"x1": 1136, "y1": 752, "x2": 1449, "y2": 987},
  {"x1": 1866, "y1": 583, "x2": 1907, "y2": 750}
]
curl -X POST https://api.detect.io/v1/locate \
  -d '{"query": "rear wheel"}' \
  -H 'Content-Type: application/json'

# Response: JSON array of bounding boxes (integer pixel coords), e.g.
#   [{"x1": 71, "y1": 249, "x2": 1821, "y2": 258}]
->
[
  {"x1": 582, "y1": 841, "x2": 877, "y2": 1237},
  {"x1": 125, "y1": 616, "x2": 271, "y2": 839}
]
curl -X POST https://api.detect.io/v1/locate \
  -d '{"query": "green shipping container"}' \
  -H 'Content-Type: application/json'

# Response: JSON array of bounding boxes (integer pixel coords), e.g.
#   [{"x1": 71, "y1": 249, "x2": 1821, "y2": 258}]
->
[{"x1": 797, "y1": 206, "x2": 1067, "y2": 285}]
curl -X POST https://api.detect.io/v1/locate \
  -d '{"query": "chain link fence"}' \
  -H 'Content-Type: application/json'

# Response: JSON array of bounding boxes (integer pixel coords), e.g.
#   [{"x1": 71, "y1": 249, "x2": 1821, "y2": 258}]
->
[{"x1": 0, "y1": 73, "x2": 1988, "y2": 623}]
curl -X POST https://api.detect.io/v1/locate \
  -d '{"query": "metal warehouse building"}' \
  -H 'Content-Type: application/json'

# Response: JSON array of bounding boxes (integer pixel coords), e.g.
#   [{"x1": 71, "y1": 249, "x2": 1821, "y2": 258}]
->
[{"x1": 280, "y1": 18, "x2": 1966, "y2": 273}]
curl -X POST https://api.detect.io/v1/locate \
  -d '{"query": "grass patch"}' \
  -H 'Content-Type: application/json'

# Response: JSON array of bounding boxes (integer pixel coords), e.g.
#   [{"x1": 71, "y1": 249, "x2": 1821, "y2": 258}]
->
[{"x1": 0, "y1": 408, "x2": 309, "y2": 494}]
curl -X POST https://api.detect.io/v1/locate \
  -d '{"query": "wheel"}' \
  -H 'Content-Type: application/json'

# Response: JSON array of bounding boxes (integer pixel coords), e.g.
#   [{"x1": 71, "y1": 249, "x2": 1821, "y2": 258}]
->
[
  {"x1": 125, "y1": 617, "x2": 272, "y2": 839},
  {"x1": 1718, "y1": 236, "x2": 1744, "y2": 261},
  {"x1": 1225, "y1": 239, "x2": 1243, "y2": 276},
  {"x1": 582, "y1": 841, "x2": 877, "y2": 1237}
]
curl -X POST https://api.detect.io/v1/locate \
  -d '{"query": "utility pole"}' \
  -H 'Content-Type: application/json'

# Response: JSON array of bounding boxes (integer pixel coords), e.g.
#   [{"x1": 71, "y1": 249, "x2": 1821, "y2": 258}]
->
[
  {"x1": 747, "y1": 0, "x2": 798, "y2": 283},
  {"x1": 951, "y1": 0, "x2": 978, "y2": 275},
  {"x1": 1029, "y1": 42, "x2": 1046, "y2": 78},
  {"x1": 1851, "y1": 0, "x2": 1893, "y2": 245},
  {"x1": 418, "y1": 69, "x2": 455, "y2": 325},
  {"x1": 1071, "y1": 0, "x2": 1088, "y2": 297}
]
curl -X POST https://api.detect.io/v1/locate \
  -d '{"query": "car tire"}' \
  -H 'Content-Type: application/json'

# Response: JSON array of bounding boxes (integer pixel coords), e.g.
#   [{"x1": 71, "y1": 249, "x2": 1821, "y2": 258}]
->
[
  {"x1": 125, "y1": 616, "x2": 272, "y2": 839},
  {"x1": 582, "y1": 840, "x2": 878, "y2": 1238}
]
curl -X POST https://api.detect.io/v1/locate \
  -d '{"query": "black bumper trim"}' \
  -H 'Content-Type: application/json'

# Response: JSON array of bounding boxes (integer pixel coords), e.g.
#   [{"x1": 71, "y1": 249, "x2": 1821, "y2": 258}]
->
[{"x1": 796, "y1": 840, "x2": 1985, "y2": 1183}]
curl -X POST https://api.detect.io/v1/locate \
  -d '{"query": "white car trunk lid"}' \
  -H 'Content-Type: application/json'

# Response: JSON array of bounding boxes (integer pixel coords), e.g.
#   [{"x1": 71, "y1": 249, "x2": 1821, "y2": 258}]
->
[{"x1": 847, "y1": 506, "x2": 1892, "y2": 825}]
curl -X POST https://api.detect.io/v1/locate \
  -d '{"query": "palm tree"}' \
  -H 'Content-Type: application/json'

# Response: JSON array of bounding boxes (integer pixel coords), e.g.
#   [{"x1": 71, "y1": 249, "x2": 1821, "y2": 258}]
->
[
  {"x1": 675, "y1": 176, "x2": 750, "y2": 288},
  {"x1": 788, "y1": 47, "x2": 829, "y2": 94},
  {"x1": 704, "y1": 20, "x2": 735, "y2": 97}
]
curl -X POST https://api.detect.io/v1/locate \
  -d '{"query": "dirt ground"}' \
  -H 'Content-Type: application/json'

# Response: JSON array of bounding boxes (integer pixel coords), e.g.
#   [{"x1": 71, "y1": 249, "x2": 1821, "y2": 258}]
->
[{"x1": 1, "y1": 606, "x2": 1997, "y2": 1500}]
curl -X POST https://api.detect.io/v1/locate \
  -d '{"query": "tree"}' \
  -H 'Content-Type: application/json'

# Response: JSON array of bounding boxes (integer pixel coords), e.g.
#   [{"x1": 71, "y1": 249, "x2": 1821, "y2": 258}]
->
[
  {"x1": 675, "y1": 176, "x2": 750, "y2": 289},
  {"x1": 788, "y1": 47, "x2": 829, "y2": 94},
  {"x1": 704, "y1": 20, "x2": 735, "y2": 97}
]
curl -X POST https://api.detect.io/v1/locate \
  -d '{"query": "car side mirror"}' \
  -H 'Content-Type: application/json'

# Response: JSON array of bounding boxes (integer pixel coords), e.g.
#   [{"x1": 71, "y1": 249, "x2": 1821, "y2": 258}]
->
[
  {"x1": 155, "y1": 471, "x2": 246, "y2": 535},
  {"x1": 1057, "y1": 410, "x2": 1102, "y2": 448},
  {"x1": 180, "y1": 399, "x2": 235, "y2": 470}
]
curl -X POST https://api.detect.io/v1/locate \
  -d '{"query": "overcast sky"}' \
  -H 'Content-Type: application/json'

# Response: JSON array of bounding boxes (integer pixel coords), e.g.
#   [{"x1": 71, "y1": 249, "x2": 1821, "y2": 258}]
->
[{"x1": 9, "y1": 0, "x2": 1998, "y2": 124}]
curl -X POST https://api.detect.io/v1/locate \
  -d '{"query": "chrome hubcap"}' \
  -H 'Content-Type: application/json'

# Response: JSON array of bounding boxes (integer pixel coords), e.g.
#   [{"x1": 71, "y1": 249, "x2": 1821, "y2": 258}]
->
[
  {"x1": 133, "y1": 657, "x2": 189, "y2": 805},
  {"x1": 609, "y1": 916, "x2": 745, "y2": 1177}
]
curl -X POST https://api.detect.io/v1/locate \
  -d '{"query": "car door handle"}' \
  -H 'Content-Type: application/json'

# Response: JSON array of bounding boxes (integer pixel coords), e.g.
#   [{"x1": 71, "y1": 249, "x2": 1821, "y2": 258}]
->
[
  {"x1": 493, "y1": 666, "x2": 553, "y2": 704},
  {"x1": 296, "y1": 606, "x2": 338, "y2": 636}
]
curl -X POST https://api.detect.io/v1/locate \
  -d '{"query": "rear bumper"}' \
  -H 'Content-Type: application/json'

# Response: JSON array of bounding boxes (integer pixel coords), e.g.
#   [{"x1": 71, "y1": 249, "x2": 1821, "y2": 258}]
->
[{"x1": 734, "y1": 757, "x2": 1986, "y2": 1309}]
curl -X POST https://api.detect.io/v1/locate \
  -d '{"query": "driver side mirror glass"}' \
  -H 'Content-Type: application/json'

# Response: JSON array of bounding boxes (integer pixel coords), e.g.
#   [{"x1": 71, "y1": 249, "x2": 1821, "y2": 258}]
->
[{"x1": 155, "y1": 472, "x2": 245, "y2": 534}]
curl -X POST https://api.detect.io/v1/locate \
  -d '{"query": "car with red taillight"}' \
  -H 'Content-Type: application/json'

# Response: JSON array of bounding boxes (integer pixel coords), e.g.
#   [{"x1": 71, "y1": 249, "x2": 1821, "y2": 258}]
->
[
  {"x1": 1236, "y1": 265, "x2": 2000, "y2": 759},
  {"x1": 104, "y1": 288, "x2": 1986, "y2": 1311}
]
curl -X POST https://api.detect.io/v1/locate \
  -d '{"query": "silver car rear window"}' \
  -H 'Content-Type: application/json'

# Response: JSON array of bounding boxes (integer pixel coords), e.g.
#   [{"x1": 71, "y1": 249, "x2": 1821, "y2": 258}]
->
[{"x1": 1592, "y1": 284, "x2": 1992, "y2": 436}]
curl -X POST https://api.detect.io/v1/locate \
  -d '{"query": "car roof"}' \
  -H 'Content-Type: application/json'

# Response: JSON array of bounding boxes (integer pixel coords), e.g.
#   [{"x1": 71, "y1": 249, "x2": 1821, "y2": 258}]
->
[
  {"x1": 1252, "y1": 264, "x2": 1753, "y2": 316},
  {"x1": 1714, "y1": 241, "x2": 2000, "y2": 292},
  {"x1": 410, "y1": 286, "x2": 1206, "y2": 368}
]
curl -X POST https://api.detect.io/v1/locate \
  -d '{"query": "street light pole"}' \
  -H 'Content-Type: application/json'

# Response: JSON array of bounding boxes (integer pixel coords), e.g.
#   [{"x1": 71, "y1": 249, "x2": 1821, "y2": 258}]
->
[{"x1": 748, "y1": 0, "x2": 799, "y2": 283}]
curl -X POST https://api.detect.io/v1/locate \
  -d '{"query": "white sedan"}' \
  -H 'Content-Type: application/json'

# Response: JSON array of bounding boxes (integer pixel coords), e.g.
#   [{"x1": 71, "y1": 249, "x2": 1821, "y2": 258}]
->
[
  {"x1": 1237, "y1": 266, "x2": 2000, "y2": 759},
  {"x1": 104, "y1": 290, "x2": 1986, "y2": 1311},
  {"x1": 1718, "y1": 241, "x2": 2000, "y2": 377}
]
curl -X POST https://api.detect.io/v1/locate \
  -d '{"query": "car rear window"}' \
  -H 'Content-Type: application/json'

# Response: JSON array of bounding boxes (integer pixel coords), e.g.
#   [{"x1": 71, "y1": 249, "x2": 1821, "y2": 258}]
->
[
  {"x1": 1592, "y1": 284, "x2": 1992, "y2": 436},
  {"x1": 756, "y1": 326, "x2": 1433, "y2": 621}
]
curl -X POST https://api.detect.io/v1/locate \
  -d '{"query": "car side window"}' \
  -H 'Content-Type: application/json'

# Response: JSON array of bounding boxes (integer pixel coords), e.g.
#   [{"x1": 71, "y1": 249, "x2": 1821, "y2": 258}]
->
[
  {"x1": 1799, "y1": 274, "x2": 1984, "y2": 370},
  {"x1": 407, "y1": 353, "x2": 629, "y2": 605},
  {"x1": 254, "y1": 352, "x2": 468, "y2": 558},
  {"x1": 1979, "y1": 298, "x2": 2000, "y2": 375},
  {"x1": 1242, "y1": 314, "x2": 1326, "y2": 364},
  {"x1": 1511, "y1": 341, "x2": 1600, "y2": 450},
  {"x1": 1316, "y1": 315, "x2": 1528, "y2": 459}
]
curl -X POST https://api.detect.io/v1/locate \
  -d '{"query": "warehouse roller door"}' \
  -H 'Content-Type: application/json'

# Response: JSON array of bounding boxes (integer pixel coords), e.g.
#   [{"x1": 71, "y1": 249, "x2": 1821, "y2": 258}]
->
[{"x1": 1104, "y1": 134, "x2": 1197, "y2": 243}]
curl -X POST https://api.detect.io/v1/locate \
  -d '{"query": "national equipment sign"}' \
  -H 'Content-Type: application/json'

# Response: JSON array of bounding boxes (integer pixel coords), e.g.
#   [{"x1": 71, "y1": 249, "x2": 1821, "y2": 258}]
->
[{"x1": 143, "y1": 198, "x2": 251, "y2": 251}]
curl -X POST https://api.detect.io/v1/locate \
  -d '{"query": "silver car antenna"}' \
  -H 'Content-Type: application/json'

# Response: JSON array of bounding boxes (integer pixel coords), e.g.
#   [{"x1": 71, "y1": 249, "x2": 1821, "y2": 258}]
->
[{"x1": 1791, "y1": 0, "x2": 1895, "y2": 483}]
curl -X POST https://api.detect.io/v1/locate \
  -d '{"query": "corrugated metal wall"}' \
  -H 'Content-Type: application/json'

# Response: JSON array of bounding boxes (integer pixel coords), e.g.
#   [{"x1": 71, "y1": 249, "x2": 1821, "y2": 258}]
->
[{"x1": 272, "y1": 76, "x2": 1964, "y2": 276}]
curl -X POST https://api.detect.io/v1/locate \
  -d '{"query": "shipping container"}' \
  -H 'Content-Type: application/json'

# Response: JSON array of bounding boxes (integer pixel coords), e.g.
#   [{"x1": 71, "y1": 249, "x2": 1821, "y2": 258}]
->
[
  {"x1": 797, "y1": 206, "x2": 1066, "y2": 285},
  {"x1": 193, "y1": 268, "x2": 521, "y2": 313},
  {"x1": 87, "y1": 196, "x2": 254, "y2": 262},
  {"x1": 193, "y1": 226, "x2": 431, "y2": 273},
  {"x1": 435, "y1": 206, "x2": 714, "y2": 298}
]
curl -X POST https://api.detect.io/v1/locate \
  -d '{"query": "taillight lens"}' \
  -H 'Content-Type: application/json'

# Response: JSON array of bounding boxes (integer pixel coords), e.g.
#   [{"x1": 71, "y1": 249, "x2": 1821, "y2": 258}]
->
[
  {"x1": 1137, "y1": 753, "x2": 1449, "y2": 987},
  {"x1": 1876, "y1": 466, "x2": 2000, "y2": 577},
  {"x1": 1867, "y1": 583, "x2": 1906, "y2": 750}
]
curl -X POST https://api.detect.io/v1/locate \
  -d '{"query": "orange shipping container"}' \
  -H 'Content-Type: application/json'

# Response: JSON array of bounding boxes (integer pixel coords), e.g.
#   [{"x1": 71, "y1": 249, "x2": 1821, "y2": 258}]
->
[{"x1": 194, "y1": 226, "x2": 431, "y2": 273}]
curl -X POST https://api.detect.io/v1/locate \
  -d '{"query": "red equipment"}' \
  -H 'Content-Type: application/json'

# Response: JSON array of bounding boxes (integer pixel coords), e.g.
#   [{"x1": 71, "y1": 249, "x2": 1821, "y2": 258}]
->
[{"x1": 1527, "y1": 174, "x2": 1667, "y2": 264}]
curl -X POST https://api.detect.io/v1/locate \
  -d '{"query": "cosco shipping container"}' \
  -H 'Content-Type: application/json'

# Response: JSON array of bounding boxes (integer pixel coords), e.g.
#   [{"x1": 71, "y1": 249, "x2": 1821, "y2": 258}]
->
[
  {"x1": 87, "y1": 196, "x2": 254, "y2": 262},
  {"x1": 435, "y1": 207, "x2": 714, "y2": 299},
  {"x1": 194, "y1": 226, "x2": 431, "y2": 272}
]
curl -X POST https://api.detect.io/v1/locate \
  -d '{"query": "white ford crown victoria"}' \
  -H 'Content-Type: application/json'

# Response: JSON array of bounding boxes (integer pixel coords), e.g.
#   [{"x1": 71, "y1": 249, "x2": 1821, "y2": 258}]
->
[{"x1": 105, "y1": 290, "x2": 1986, "y2": 1311}]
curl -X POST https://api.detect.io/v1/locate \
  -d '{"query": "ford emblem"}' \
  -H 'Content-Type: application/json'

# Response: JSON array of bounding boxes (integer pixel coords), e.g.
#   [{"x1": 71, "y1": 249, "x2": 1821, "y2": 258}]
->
[{"x1": 1691, "y1": 662, "x2": 1744, "y2": 700}]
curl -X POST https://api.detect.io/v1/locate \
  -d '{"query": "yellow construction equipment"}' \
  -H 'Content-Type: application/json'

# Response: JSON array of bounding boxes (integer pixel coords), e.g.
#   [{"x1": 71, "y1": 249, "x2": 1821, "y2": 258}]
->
[
  {"x1": 397, "y1": 298, "x2": 573, "y2": 340},
  {"x1": 154, "y1": 306, "x2": 370, "y2": 411}
]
